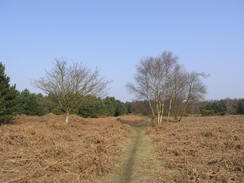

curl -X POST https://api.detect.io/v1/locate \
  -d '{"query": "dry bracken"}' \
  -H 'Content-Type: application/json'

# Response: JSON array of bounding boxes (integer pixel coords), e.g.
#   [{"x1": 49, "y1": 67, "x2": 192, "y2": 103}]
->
[
  {"x1": 0, "y1": 114, "x2": 130, "y2": 183},
  {"x1": 146, "y1": 115, "x2": 244, "y2": 183}
]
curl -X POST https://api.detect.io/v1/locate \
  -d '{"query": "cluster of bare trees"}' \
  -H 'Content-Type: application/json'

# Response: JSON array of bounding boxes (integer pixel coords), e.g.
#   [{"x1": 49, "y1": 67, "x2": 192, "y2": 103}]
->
[
  {"x1": 127, "y1": 51, "x2": 206, "y2": 124},
  {"x1": 35, "y1": 52, "x2": 206, "y2": 125},
  {"x1": 36, "y1": 59, "x2": 109, "y2": 123}
]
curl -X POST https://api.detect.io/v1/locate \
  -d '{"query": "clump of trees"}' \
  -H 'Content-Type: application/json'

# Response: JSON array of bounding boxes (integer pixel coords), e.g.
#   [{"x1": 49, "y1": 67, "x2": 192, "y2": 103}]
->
[
  {"x1": 127, "y1": 51, "x2": 206, "y2": 124},
  {"x1": 200, "y1": 98, "x2": 244, "y2": 116},
  {"x1": 0, "y1": 61, "x2": 130, "y2": 124},
  {"x1": 16, "y1": 89, "x2": 49, "y2": 116},
  {"x1": 236, "y1": 99, "x2": 244, "y2": 114},
  {"x1": 200, "y1": 100, "x2": 227, "y2": 116},
  {"x1": 77, "y1": 96, "x2": 129, "y2": 117}
]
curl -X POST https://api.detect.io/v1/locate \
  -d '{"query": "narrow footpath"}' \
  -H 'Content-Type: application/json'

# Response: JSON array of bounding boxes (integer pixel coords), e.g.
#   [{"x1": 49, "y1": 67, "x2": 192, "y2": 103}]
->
[{"x1": 97, "y1": 121, "x2": 163, "y2": 183}]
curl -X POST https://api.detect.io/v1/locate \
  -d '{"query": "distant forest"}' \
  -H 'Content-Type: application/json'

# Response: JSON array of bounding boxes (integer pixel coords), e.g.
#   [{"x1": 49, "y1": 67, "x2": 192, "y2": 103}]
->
[{"x1": 130, "y1": 98, "x2": 244, "y2": 116}]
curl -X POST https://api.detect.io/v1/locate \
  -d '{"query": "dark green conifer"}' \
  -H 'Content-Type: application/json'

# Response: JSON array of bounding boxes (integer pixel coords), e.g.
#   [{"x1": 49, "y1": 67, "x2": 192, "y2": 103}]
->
[{"x1": 0, "y1": 62, "x2": 18, "y2": 123}]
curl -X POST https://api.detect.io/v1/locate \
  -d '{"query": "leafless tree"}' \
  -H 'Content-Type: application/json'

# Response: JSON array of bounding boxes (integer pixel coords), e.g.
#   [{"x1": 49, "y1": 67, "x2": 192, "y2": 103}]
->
[
  {"x1": 35, "y1": 59, "x2": 109, "y2": 123},
  {"x1": 127, "y1": 51, "x2": 178, "y2": 125},
  {"x1": 128, "y1": 51, "x2": 206, "y2": 124}
]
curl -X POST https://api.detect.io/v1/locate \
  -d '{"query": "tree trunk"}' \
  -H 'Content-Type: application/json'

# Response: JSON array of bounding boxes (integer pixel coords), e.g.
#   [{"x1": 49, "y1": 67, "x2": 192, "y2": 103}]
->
[
  {"x1": 179, "y1": 101, "x2": 189, "y2": 122},
  {"x1": 179, "y1": 84, "x2": 193, "y2": 122},
  {"x1": 148, "y1": 100, "x2": 155, "y2": 119},
  {"x1": 65, "y1": 112, "x2": 69, "y2": 124},
  {"x1": 167, "y1": 96, "x2": 173, "y2": 122},
  {"x1": 159, "y1": 103, "x2": 164, "y2": 125},
  {"x1": 156, "y1": 102, "x2": 164, "y2": 125},
  {"x1": 157, "y1": 108, "x2": 160, "y2": 125}
]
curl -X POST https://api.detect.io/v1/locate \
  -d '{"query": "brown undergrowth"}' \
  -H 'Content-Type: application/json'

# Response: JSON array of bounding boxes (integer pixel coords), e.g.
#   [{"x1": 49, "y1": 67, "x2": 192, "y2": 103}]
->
[
  {"x1": 146, "y1": 115, "x2": 244, "y2": 183},
  {"x1": 0, "y1": 114, "x2": 130, "y2": 183}
]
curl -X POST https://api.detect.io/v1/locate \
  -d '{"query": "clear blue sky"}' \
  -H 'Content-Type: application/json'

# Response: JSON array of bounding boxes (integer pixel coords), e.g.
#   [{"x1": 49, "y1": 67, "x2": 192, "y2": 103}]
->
[{"x1": 0, "y1": 0, "x2": 243, "y2": 101}]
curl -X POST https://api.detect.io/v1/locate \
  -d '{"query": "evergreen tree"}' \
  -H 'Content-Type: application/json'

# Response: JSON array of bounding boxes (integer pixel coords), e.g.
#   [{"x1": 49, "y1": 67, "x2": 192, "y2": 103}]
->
[
  {"x1": 16, "y1": 89, "x2": 49, "y2": 116},
  {"x1": 201, "y1": 100, "x2": 227, "y2": 116},
  {"x1": 103, "y1": 97, "x2": 117, "y2": 116},
  {"x1": 77, "y1": 96, "x2": 129, "y2": 117},
  {"x1": 114, "y1": 101, "x2": 128, "y2": 116},
  {"x1": 77, "y1": 95, "x2": 104, "y2": 117},
  {"x1": 0, "y1": 62, "x2": 18, "y2": 123},
  {"x1": 125, "y1": 102, "x2": 132, "y2": 114}
]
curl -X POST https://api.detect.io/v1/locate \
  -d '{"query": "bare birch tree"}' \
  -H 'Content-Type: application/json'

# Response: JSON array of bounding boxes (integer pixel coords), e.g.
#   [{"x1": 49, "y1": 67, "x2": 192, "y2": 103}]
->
[
  {"x1": 128, "y1": 51, "x2": 206, "y2": 124},
  {"x1": 35, "y1": 59, "x2": 109, "y2": 124},
  {"x1": 127, "y1": 51, "x2": 178, "y2": 125}
]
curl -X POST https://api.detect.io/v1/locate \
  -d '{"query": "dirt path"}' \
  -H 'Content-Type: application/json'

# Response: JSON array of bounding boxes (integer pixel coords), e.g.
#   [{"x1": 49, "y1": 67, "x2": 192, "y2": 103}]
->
[{"x1": 97, "y1": 122, "x2": 163, "y2": 183}]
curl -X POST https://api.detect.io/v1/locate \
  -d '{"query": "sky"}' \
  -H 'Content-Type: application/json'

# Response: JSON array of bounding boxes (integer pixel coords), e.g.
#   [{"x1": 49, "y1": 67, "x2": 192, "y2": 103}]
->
[{"x1": 0, "y1": 0, "x2": 243, "y2": 101}]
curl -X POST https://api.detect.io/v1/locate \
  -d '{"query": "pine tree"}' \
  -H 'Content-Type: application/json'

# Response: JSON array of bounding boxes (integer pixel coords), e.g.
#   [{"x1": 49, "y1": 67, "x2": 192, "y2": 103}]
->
[{"x1": 0, "y1": 62, "x2": 18, "y2": 123}]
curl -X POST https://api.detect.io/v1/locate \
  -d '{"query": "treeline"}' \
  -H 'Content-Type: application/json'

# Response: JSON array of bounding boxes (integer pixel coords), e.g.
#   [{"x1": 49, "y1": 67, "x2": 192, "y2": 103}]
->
[
  {"x1": 198, "y1": 99, "x2": 244, "y2": 116},
  {"x1": 15, "y1": 89, "x2": 130, "y2": 117},
  {"x1": 2, "y1": 53, "x2": 243, "y2": 124},
  {"x1": 0, "y1": 62, "x2": 130, "y2": 123},
  {"x1": 129, "y1": 98, "x2": 244, "y2": 116}
]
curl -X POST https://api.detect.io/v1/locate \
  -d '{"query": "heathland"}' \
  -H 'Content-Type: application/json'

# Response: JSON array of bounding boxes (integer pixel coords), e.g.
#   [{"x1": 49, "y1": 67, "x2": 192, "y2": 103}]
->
[{"x1": 1, "y1": 115, "x2": 243, "y2": 183}]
